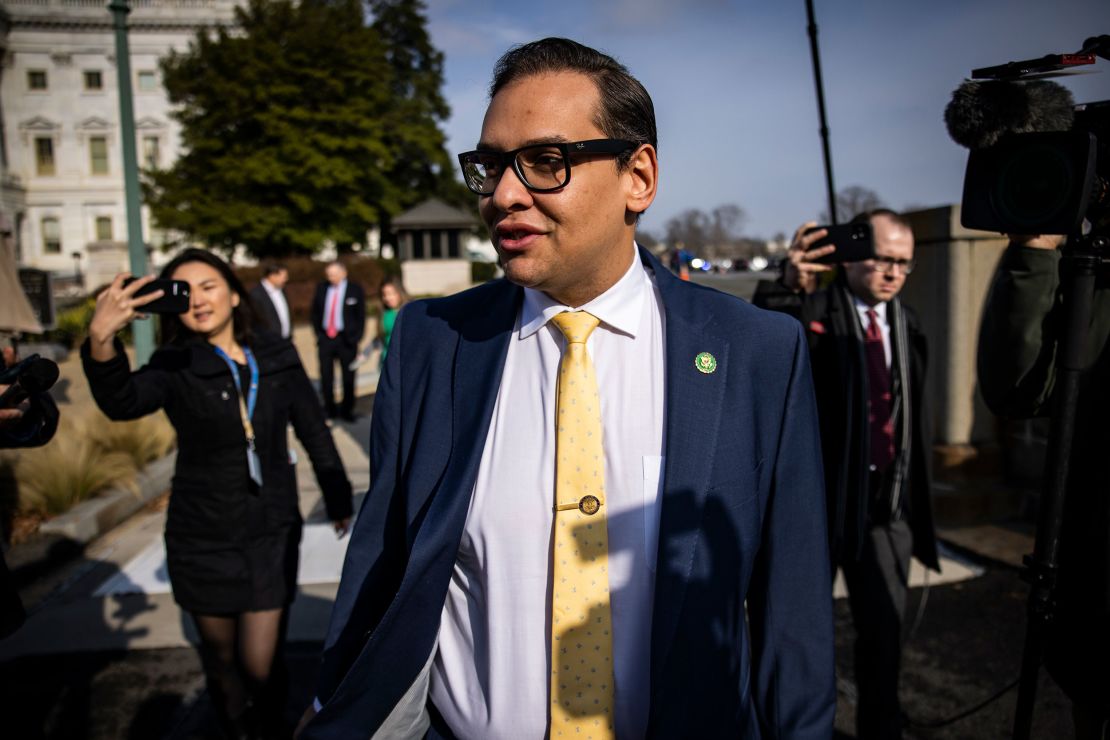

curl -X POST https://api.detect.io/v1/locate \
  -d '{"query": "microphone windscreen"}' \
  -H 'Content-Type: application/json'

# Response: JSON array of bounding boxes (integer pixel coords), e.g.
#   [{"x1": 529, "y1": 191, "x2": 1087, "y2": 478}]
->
[
  {"x1": 944, "y1": 79, "x2": 1075, "y2": 149},
  {"x1": 20, "y1": 357, "x2": 59, "y2": 394}
]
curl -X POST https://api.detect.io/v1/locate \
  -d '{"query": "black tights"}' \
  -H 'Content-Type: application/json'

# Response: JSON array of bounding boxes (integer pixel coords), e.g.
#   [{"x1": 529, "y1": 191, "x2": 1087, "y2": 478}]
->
[{"x1": 192, "y1": 608, "x2": 290, "y2": 740}]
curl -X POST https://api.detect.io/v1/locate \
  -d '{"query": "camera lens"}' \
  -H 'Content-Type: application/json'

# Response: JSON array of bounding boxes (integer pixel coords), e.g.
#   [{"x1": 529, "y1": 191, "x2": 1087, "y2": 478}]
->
[{"x1": 993, "y1": 142, "x2": 1076, "y2": 230}]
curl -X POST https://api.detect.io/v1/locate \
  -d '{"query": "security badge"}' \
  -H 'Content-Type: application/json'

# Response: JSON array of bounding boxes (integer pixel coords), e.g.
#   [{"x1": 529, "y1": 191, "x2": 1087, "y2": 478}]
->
[{"x1": 695, "y1": 351, "x2": 718, "y2": 374}]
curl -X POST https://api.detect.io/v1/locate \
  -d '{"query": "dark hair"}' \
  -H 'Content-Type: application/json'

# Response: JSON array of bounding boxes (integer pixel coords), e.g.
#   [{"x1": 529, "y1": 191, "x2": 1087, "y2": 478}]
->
[
  {"x1": 490, "y1": 37, "x2": 657, "y2": 170},
  {"x1": 261, "y1": 262, "x2": 286, "y2": 278},
  {"x1": 157, "y1": 248, "x2": 255, "y2": 347},
  {"x1": 850, "y1": 208, "x2": 912, "y2": 231}
]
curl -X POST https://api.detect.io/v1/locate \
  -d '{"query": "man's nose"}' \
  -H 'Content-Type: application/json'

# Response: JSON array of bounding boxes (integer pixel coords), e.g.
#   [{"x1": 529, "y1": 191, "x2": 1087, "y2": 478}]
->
[{"x1": 488, "y1": 164, "x2": 533, "y2": 212}]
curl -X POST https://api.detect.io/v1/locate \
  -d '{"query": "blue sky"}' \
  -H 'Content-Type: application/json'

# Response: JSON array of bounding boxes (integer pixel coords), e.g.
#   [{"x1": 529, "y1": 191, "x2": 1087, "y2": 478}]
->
[{"x1": 423, "y1": 0, "x2": 1109, "y2": 239}]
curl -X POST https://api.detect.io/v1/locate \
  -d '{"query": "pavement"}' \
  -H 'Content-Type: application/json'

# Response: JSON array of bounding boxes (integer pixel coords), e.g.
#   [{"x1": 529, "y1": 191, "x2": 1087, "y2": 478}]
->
[{"x1": 0, "y1": 314, "x2": 1078, "y2": 738}]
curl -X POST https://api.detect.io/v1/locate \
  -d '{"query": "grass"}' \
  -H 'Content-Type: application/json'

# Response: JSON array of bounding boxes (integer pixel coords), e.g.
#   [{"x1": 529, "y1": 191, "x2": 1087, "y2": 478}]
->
[{"x1": 12, "y1": 410, "x2": 176, "y2": 517}]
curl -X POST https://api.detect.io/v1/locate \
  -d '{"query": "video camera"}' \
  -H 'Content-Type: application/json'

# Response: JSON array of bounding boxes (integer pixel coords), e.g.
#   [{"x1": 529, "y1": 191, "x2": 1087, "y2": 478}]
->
[{"x1": 946, "y1": 35, "x2": 1110, "y2": 236}]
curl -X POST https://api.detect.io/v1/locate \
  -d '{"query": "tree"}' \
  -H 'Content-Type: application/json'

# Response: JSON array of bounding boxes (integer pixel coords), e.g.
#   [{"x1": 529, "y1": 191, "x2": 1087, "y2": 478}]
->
[
  {"x1": 820, "y1": 185, "x2": 886, "y2": 225},
  {"x1": 665, "y1": 209, "x2": 710, "y2": 255},
  {"x1": 368, "y1": 0, "x2": 471, "y2": 228},
  {"x1": 146, "y1": 0, "x2": 453, "y2": 258}
]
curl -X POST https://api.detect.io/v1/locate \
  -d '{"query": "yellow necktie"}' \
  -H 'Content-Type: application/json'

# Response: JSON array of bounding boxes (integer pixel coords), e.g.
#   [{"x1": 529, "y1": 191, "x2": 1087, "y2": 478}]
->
[{"x1": 549, "y1": 311, "x2": 615, "y2": 739}]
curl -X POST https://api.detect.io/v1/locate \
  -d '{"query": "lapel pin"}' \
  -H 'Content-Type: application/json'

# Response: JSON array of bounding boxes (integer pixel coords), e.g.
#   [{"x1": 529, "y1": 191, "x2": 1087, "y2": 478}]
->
[{"x1": 694, "y1": 352, "x2": 717, "y2": 374}]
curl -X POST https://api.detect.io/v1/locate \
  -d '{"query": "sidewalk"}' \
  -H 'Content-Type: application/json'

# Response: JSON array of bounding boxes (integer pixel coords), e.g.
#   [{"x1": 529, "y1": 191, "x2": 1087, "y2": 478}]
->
[{"x1": 0, "y1": 322, "x2": 1072, "y2": 738}]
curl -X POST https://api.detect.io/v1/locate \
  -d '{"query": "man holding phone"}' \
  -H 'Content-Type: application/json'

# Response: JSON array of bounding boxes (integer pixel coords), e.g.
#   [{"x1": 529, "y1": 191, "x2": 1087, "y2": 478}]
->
[{"x1": 767, "y1": 209, "x2": 938, "y2": 739}]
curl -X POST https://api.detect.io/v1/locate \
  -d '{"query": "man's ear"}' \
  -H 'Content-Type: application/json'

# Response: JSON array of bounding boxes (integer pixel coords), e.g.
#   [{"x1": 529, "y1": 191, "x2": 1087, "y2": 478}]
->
[{"x1": 624, "y1": 144, "x2": 658, "y2": 216}]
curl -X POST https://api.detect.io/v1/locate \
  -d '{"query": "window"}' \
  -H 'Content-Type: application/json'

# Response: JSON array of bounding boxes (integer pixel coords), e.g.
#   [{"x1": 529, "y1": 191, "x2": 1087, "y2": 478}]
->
[
  {"x1": 137, "y1": 70, "x2": 156, "y2": 92},
  {"x1": 34, "y1": 137, "x2": 55, "y2": 175},
  {"x1": 84, "y1": 70, "x2": 103, "y2": 90},
  {"x1": 27, "y1": 70, "x2": 47, "y2": 90},
  {"x1": 89, "y1": 136, "x2": 109, "y2": 175},
  {"x1": 142, "y1": 136, "x2": 160, "y2": 169},
  {"x1": 42, "y1": 217, "x2": 61, "y2": 254},
  {"x1": 95, "y1": 216, "x2": 113, "y2": 241}
]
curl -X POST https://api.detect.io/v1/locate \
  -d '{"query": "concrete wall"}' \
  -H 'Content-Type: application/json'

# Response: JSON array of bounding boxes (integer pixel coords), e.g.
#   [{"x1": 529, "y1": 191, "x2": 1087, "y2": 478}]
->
[
  {"x1": 401, "y1": 259, "x2": 472, "y2": 297},
  {"x1": 901, "y1": 205, "x2": 1009, "y2": 447}
]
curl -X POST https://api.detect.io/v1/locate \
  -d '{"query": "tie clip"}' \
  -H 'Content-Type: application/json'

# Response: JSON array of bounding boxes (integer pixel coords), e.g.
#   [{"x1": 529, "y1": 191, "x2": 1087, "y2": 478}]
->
[{"x1": 555, "y1": 495, "x2": 603, "y2": 516}]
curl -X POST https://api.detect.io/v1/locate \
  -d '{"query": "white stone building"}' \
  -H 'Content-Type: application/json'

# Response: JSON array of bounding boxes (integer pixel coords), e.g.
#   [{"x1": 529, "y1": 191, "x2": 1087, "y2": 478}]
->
[{"x1": 0, "y1": 0, "x2": 237, "y2": 288}]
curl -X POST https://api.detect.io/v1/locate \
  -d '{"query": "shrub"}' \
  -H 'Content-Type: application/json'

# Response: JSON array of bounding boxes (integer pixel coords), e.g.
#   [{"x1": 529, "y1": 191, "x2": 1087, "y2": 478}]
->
[
  {"x1": 471, "y1": 261, "x2": 499, "y2": 283},
  {"x1": 14, "y1": 410, "x2": 177, "y2": 517},
  {"x1": 88, "y1": 409, "x2": 177, "y2": 469},
  {"x1": 15, "y1": 416, "x2": 139, "y2": 516}
]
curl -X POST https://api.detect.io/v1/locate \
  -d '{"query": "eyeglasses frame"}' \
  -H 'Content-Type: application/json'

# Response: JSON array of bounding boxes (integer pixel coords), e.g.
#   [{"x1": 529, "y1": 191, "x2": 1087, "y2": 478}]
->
[
  {"x1": 457, "y1": 138, "x2": 637, "y2": 195},
  {"x1": 866, "y1": 256, "x2": 916, "y2": 276}
]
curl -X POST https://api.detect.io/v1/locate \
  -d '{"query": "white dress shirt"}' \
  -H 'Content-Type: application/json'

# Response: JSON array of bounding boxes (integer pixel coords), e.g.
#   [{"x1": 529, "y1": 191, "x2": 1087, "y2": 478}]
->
[
  {"x1": 854, "y1": 296, "x2": 891, "y2": 368},
  {"x1": 429, "y1": 249, "x2": 667, "y2": 739},
  {"x1": 323, "y1": 279, "x2": 347, "y2": 334},
  {"x1": 262, "y1": 278, "x2": 291, "y2": 338}
]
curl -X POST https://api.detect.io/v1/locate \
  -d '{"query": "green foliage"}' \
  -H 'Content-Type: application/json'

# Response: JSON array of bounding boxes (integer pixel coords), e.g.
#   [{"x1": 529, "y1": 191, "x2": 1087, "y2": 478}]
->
[
  {"x1": 368, "y1": 0, "x2": 475, "y2": 233},
  {"x1": 471, "y1": 261, "x2": 499, "y2": 283},
  {"x1": 147, "y1": 0, "x2": 450, "y2": 258}
]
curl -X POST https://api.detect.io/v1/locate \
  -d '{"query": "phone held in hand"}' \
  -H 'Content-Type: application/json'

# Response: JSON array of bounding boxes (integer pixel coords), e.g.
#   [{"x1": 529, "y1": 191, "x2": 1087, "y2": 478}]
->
[
  {"x1": 804, "y1": 222, "x2": 875, "y2": 264},
  {"x1": 123, "y1": 278, "x2": 191, "y2": 314}
]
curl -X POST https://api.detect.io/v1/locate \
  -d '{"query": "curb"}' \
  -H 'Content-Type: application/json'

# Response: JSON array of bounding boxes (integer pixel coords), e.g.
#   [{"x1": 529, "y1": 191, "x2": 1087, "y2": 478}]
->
[{"x1": 38, "y1": 452, "x2": 176, "y2": 546}]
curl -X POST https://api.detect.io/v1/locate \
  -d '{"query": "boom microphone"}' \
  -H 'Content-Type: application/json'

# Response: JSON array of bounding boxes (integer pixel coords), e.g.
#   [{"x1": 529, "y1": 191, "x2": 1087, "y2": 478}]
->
[
  {"x1": 0, "y1": 355, "x2": 59, "y2": 409},
  {"x1": 944, "y1": 79, "x2": 1076, "y2": 150}
]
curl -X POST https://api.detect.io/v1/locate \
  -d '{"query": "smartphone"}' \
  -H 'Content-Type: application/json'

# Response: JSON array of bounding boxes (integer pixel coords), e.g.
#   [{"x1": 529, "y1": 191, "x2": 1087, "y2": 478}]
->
[
  {"x1": 804, "y1": 222, "x2": 875, "y2": 264},
  {"x1": 123, "y1": 278, "x2": 191, "y2": 314}
]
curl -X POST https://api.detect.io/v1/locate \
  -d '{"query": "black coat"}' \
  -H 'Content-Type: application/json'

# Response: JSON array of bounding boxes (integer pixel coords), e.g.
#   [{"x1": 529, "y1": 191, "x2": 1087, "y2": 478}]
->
[
  {"x1": 311, "y1": 280, "x2": 366, "y2": 347},
  {"x1": 82, "y1": 333, "x2": 353, "y2": 612},
  {"x1": 758, "y1": 281, "x2": 937, "y2": 570},
  {"x1": 249, "y1": 282, "x2": 287, "y2": 338}
]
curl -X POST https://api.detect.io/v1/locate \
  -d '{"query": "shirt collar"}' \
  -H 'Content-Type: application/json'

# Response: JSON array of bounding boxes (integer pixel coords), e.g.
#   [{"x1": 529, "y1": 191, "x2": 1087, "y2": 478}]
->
[
  {"x1": 853, "y1": 295, "x2": 888, "y2": 322},
  {"x1": 519, "y1": 247, "x2": 645, "y2": 340},
  {"x1": 262, "y1": 279, "x2": 282, "y2": 296}
]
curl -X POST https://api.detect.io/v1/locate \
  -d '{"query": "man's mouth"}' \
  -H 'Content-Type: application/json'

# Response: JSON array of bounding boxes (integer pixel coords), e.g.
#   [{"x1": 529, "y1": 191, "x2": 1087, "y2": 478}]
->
[{"x1": 496, "y1": 225, "x2": 542, "y2": 250}]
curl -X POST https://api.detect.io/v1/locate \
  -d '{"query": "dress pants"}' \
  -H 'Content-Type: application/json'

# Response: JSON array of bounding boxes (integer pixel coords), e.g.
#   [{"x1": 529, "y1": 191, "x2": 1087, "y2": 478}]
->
[
  {"x1": 317, "y1": 336, "x2": 357, "y2": 417},
  {"x1": 842, "y1": 517, "x2": 913, "y2": 740}
]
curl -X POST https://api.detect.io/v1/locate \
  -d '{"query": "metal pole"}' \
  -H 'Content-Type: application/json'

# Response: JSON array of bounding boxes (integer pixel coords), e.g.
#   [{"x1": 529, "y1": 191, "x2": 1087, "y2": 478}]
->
[
  {"x1": 108, "y1": 0, "x2": 153, "y2": 363},
  {"x1": 804, "y1": 0, "x2": 839, "y2": 224}
]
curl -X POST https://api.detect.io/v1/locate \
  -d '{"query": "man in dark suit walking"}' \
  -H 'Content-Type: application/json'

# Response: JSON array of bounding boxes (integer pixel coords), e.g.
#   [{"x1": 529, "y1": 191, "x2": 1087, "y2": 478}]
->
[
  {"x1": 298, "y1": 37, "x2": 834, "y2": 739},
  {"x1": 249, "y1": 263, "x2": 291, "y2": 339},
  {"x1": 768, "y1": 210, "x2": 938, "y2": 739},
  {"x1": 311, "y1": 261, "x2": 365, "y2": 421}
]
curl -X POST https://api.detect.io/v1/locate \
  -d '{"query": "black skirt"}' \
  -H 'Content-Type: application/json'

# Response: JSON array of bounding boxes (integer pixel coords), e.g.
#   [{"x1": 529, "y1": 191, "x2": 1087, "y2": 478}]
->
[{"x1": 165, "y1": 525, "x2": 302, "y2": 614}]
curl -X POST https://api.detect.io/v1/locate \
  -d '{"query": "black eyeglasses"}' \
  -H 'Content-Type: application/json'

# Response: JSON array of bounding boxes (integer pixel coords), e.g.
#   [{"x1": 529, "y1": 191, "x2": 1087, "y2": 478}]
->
[
  {"x1": 457, "y1": 139, "x2": 636, "y2": 195},
  {"x1": 868, "y1": 256, "x2": 916, "y2": 275}
]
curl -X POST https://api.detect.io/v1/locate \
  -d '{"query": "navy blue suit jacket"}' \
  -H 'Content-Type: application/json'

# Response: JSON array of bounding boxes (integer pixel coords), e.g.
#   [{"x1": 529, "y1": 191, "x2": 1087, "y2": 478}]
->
[{"x1": 307, "y1": 249, "x2": 835, "y2": 738}]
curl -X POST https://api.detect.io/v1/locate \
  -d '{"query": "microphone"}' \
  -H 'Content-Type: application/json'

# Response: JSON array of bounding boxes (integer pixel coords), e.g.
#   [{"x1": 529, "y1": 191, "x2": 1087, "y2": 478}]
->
[
  {"x1": 944, "y1": 79, "x2": 1075, "y2": 150},
  {"x1": 0, "y1": 354, "x2": 60, "y2": 409}
]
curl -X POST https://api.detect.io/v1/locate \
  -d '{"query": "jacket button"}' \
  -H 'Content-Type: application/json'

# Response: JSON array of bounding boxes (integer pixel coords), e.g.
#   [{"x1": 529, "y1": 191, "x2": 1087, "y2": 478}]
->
[{"x1": 221, "y1": 390, "x2": 230, "y2": 401}]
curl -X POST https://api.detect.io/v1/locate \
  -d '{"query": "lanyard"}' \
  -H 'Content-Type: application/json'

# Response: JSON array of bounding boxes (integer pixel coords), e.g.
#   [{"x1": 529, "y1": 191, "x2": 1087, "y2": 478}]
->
[{"x1": 212, "y1": 345, "x2": 263, "y2": 487}]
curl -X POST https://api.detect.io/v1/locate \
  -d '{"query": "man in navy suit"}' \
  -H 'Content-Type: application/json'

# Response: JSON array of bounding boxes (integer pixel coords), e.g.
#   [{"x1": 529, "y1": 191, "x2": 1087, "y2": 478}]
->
[
  {"x1": 299, "y1": 38, "x2": 834, "y2": 739},
  {"x1": 311, "y1": 261, "x2": 366, "y2": 421}
]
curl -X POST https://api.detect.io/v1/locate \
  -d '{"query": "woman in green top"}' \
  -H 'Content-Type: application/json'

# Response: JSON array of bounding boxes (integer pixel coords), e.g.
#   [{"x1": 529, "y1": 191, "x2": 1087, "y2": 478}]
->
[{"x1": 376, "y1": 276, "x2": 408, "y2": 365}]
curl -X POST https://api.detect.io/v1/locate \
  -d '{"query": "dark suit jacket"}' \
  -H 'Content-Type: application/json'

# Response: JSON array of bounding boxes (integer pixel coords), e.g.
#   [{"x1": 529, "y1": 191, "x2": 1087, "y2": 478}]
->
[
  {"x1": 311, "y1": 280, "x2": 366, "y2": 347},
  {"x1": 760, "y1": 280, "x2": 937, "y2": 571},
  {"x1": 306, "y1": 249, "x2": 835, "y2": 738},
  {"x1": 249, "y1": 282, "x2": 286, "y2": 338}
]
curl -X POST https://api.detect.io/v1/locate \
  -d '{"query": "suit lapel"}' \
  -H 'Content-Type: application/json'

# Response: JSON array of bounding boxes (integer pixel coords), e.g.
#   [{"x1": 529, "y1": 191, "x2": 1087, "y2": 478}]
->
[
  {"x1": 407, "y1": 282, "x2": 520, "y2": 571},
  {"x1": 643, "y1": 251, "x2": 730, "y2": 697}
]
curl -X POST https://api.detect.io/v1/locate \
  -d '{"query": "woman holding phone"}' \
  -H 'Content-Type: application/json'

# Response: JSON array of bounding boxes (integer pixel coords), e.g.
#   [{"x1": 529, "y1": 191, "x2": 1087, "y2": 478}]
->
[{"x1": 82, "y1": 249, "x2": 352, "y2": 739}]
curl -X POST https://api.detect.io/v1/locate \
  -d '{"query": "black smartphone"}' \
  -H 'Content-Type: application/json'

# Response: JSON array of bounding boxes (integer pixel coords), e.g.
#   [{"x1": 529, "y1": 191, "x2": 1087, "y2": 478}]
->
[
  {"x1": 123, "y1": 278, "x2": 191, "y2": 314},
  {"x1": 804, "y1": 222, "x2": 875, "y2": 264}
]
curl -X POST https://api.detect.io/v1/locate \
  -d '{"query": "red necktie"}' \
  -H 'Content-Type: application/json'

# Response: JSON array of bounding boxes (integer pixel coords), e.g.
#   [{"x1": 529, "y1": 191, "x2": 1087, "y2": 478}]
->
[
  {"x1": 864, "y1": 309, "x2": 894, "y2": 471},
  {"x1": 326, "y1": 289, "x2": 339, "y2": 339}
]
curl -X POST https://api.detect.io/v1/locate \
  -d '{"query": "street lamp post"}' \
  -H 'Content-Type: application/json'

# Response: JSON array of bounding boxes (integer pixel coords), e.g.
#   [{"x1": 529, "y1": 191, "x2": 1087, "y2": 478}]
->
[{"x1": 108, "y1": 0, "x2": 153, "y2": 363}]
